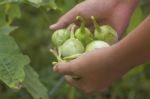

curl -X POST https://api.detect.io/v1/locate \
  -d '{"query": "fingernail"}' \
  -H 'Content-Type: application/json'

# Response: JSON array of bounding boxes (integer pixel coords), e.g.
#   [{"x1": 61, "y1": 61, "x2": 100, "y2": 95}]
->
[
  {"x1": 53, "y1": 65, "x2": 58, "y2": 72},
  {"x1": 50, "y1": 24, "x2": 57, "y2": 29}
]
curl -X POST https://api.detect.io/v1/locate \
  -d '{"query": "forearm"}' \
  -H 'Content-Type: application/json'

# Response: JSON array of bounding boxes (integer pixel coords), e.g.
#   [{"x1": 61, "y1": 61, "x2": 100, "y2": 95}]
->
[{"x1": 112, "y1": 15, "x2": 150, "y2": 70}]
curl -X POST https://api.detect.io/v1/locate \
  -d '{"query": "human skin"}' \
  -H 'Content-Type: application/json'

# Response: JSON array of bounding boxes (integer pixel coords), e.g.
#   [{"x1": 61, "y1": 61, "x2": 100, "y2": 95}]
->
[
  {"x1": 53, "y1": 15, "x2": 150, "y2": 95},
  {"x1": 50, "y1": 0, "x2": 139, "y2": 38},
  {"x1": 49, "y1": 0, "x2": 150, "y2": 95}
]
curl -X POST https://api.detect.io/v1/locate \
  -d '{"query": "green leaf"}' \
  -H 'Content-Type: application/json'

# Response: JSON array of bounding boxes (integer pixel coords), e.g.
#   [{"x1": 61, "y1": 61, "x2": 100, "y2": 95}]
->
[
  {"x1": 0, "y1": 6, "x2": 6, "y2": 26},
  {"x1": 28, "y1": 0, "x2": 42, "y2": 4},
  {"x1": 124, "y1": 64, "x2": 145, "y2": 79},
  {"x1": 140, "y1": 0, "x2": 150, "y2": 16},
  {"x1": 6, "y1": 3, "x2": 21, "y2": 23},
  {"x1": 55, "y1": 0, "x2": 76, "y2": 12},
  {"x1": 27, "y1": 0, "x2": 43, "y2": 7},
  {"x1": 0, "y1": 0, "x2": 21, "y2": 5},
  {"x1": 0, "y1": 25, "x2": 18, "y2": 35},
  {"x1": 0, "y1": 34, "x2": 30, "y2": 89},
  {"x1": 126, "y1": 7, "x2": 144, "y2": 33},
  {"x1": 48, "y1": 0, "x2": 58, "y2": 10},
  {"x1": 27, "y1": 0, "x2": 58, "y2": 9},
  {"x1": 23, "y1": 65, "x2": 49, "y2": 99}
]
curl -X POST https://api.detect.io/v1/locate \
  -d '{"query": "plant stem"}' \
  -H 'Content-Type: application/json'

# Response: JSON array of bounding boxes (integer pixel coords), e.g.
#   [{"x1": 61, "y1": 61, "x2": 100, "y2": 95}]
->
[
  {"x1": 70, "y1": 24, "x2": 76, "y2": 38},
  {"x1": 50, "y1": 49, "x2": 63, "y2": 62},
  {"x1": 76, "y1": 16, "x2": 85, "y2": 33},
  {"x1": 91, "y1": 16, "x2": 101, "y2": 32}
]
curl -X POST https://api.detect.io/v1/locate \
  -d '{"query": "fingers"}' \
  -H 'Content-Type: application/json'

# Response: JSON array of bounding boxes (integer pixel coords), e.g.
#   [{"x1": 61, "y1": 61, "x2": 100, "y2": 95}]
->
[
  {"x1": 64, "y1": 75, "x2": 98, "y2": 95},
  {"x1": 64, "y1": 75, "x2": 82, "y2": 88},
  {"x1": 64, "y1": 75, "x2": 90, "y2": 94},
  {"x1": 53, "y1": 62, "x2": 75, "y2": 75},
  {"x1": 50, "y1": 6, "x2": 80, "y2": 30}
]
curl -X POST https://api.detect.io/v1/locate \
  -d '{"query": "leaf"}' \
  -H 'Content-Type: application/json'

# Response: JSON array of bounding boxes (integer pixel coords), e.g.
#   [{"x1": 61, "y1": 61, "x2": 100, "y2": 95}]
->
[
  {"x1": 7, "y1": 3, "x2": 21, "y2": 19},
  {"x1": 4, "y1": 3, "x2": 21, "y2": 24},
  {"x1": 55, "y1": 0, "x2": 76, "y2": 12},
  {"x1": 0, "y1": 25, "x2": 18, "y2": 35},
  {"x1": 28, "y1": 0, "x2": 42, "y2": 4},
  {"x1": 0, "y1": 6, "x2": 6, "y2": 26},
  {"x1": 27, "y1": 0, "x2": 43, "y2": 7},
  {"x1": 124, "y1": 64, "x2": 145, "y2": 79},
  {"x1": 140, "y1": 0, "x2": 150, "y2": 16},
  {"x1": 0, "y1": 0, "x2": 21, "y2": 5},
  {"x1": 0, "y1": 34, "x2": 30, "y2": 89},
  {"x1": 27, "y1": 0, "x2": 58, "y2": 9},
  {"x1": 126, "y1": 7, "x2": 144, "y2": 33},
  {"x1": 23, "y1": 65, "x2": 49, "y2": 99},
  {"x1": 48, "y1": 0, "x2": 58, "y2": 10}
]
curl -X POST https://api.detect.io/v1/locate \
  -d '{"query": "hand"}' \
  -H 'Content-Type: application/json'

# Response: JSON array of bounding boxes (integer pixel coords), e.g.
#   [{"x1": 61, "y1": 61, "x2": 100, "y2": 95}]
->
[
  {"x1": 50, "y1": 0, "x2": 139, "y2": 38},
  {"x1": 53, "y1": 47, "x2": 131, "y2": 95}
]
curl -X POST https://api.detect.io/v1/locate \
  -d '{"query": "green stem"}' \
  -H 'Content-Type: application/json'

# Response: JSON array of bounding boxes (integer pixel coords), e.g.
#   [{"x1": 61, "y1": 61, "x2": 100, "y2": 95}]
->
[
  {"x1": 50, "y1": 49, "x2": 63, "y2": 62},
  {"x1": 70, "y1": 24, "x2": 76, "y2": 38},
  {"x1": 66, "y1": 24, "x2": 74, "y2": 31},
  {"x1": 91, "y1": 16, "x2": 101, "y2": 32},
  {"x1": 58, "y1": 48, "x2": 61, "y2": 59},
  {"x1": 5, "y1": 3, "x2": 13, "y2": 25},
  {"x1": 67, "y1": 84, "x2": 75, "y2": 99},
  {"x1": 76, "y1": 16, "x2": 85, "y2": 33}
]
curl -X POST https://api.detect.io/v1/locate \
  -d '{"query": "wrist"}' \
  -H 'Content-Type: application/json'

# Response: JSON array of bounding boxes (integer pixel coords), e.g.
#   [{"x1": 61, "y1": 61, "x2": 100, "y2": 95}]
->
[
  {"x1": 108, "y1": 43, "x2": 137, "y2": 73},
  {"x1": 113, "y1": 15, "x2": 150, "y2": 70}
]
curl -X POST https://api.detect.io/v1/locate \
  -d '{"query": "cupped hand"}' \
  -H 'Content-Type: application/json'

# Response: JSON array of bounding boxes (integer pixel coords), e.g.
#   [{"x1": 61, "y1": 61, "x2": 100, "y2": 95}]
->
[
  {"x1": 53, "y1": 47, "x2": 131, "y2": 95},
  {"x1": 51, "y1": 0, "x2": 139, "y2": 95},
  {"x1": 50, "y1": 0, "x2": 139, "y2": 38}
]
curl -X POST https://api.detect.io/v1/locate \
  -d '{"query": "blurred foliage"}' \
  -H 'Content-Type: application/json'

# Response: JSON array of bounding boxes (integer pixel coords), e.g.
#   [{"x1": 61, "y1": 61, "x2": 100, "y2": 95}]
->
[{"x1": 0, "y1": 0, "x2": 150, "y2": 99}]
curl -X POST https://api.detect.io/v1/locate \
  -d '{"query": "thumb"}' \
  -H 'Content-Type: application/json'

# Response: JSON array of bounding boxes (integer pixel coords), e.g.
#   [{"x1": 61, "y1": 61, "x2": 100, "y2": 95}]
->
[
  {"x1": 50, "y1": 6, "x2": 79, "y2": 30},
  {"x1": 53, "y1": 62, "x2": 74, "y2": 75}
]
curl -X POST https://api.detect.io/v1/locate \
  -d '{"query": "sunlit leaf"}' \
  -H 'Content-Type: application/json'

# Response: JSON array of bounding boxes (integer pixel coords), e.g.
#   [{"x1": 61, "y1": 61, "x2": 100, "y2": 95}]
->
[
  {"x1": 7, "y1": 3, "x2": 21, "y2": 20},
  {"x1": 0, "y1": 34, "x2": 30, "y2": 89},
  {"x1": 0, "y1": 25, "x2": 18, "y2": 35},
  {"x1": 0, "y1": 0, "x2": 21, "y2": 5}
]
